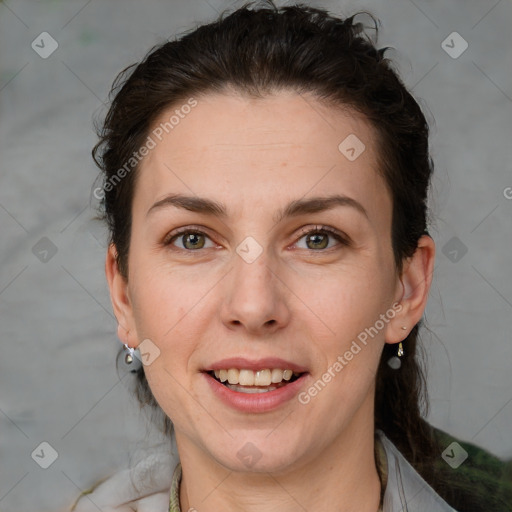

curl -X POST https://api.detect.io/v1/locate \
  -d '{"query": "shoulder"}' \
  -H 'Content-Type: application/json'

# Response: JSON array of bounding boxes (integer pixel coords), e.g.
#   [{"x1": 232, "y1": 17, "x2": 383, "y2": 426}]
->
[
  {"x1": 429, "y1": 427, "x2": 512, "y2": 512},
  {"x1": 69, "y1": 449, "x2": 177, "y2": 512},
  {"x1": 377, "y1": 427, "x2": 512, "y2": 512},
  {"x1": 377, "y1": 430, "x2": 457, "y2": 511}
]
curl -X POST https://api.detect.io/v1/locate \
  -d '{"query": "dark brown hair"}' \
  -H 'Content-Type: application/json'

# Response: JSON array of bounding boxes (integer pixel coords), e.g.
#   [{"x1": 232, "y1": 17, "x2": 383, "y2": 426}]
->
[{"x1": 93, "y1": 0, "x2": 441, "y2": 492}]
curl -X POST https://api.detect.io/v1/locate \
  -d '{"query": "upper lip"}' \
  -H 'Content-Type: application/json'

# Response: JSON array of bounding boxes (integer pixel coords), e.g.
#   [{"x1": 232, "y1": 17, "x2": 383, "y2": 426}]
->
[{"x1": 204, "y1": 357, "x2": 309, "y2": 373}]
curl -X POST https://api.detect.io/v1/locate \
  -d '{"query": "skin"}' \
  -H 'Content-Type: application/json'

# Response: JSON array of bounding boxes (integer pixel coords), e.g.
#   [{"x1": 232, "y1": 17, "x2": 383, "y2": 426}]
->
[{"x1": 106, "y1": 89, "x2": 435, "y2": 512}]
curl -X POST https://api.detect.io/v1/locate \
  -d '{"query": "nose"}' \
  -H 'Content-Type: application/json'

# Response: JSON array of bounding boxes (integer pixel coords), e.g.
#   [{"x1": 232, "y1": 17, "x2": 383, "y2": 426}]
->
[{"x1": 220, "y1": 248, "x2": 291, "y2": 336}]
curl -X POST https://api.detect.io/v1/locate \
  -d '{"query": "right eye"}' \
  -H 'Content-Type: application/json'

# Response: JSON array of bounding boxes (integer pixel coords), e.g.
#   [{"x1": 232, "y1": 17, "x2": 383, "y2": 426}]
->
[{"x1": 163, "y1": 228, "x2": 216, "y2": 251}]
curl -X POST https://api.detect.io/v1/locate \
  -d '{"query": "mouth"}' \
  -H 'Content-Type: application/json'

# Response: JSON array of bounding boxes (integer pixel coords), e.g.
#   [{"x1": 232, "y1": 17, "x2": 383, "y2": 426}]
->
[{"x1": 205, "y1": 368, "x2": 305, "y2": 394}]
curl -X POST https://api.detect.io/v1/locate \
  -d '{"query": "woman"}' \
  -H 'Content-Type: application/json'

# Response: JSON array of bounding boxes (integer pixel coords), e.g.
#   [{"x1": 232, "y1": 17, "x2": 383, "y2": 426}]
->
[{"x1": 72, "y1": 2, "x2": 512, "y2": 511}]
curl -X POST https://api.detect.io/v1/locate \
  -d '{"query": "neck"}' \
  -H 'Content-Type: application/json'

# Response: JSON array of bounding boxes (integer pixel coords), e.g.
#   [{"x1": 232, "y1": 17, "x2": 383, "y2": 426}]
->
[{"x1": 176, "y1": 398, "x2": 381, "y2": 512}]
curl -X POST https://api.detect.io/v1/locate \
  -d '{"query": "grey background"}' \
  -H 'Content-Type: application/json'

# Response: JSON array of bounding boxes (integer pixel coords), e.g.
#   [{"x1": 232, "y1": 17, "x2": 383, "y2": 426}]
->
[{"x1": 1, "y1": 0, "x2": 511, "y2": 511}]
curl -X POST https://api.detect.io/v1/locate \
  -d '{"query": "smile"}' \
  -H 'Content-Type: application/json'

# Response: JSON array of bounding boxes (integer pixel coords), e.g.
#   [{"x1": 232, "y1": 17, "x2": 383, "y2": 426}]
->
[
  {"x1": 209, "y1": 368, "x2": 302, "y2": 392},
  {"x1": 203, "y1": 369, "x2": 309, "y2": 412}
]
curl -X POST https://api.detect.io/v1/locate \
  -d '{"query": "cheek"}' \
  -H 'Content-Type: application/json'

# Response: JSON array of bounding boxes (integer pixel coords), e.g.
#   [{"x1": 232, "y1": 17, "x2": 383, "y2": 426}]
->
[
  {"x1": 133, "y1": 272, "x2": 199, "y2": 423},
  {"x1": 302, "y1": 279, "x2": 386, "y2": 413},
  {"x1": 129, "y1": 254, "x2": 193, "y2": 337},
  {"x1": 128, "y1": 259, "x2": 209, "y2": 377},
  {"x1": 295, "y1": 263, "x2": 393, "y2": 338},
  {"x1": 295, "y1": 264, "x2": 391, "y2": 400}
]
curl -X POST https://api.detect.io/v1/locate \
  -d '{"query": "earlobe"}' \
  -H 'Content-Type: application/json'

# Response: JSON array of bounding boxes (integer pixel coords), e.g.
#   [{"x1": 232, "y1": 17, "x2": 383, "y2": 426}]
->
[
  {"x1": 385, "y1": 234, "x2": 436, "y2": 344},
  {"x1": 116, "y1": 323, "x2": 130, "y2": 345},
  {"x1": 105, "y1": 244, "x2": 137, "y2": 348}
]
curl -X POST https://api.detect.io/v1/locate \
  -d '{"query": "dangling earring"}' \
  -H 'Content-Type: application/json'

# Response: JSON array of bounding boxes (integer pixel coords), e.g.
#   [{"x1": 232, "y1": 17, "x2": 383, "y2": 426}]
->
[
  {"x1": 387, "y1": 329, "x2": 406, "y2": 370},
  {"x1": 398, "y1": 326, "x2": 406, "y2": 357},
  {"x1": 124, "y1": 344, "x2": 135, "y2": 364},
  {"x1": 118, "y1": 343, "x2": 142, "y2": 373}
]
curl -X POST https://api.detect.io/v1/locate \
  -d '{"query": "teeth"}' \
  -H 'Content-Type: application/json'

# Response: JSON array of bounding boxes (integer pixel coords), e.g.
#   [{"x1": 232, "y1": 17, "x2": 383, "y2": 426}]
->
[
  {"x1": 227, "y1": 368, "x2": 239, "y2": 384},
  {"x1": 212, "y1": 368, "x2": 301, "y2": 386},
  {"x1": 239, "y1": 369, "x2": 255, "y2": 386},
  {"x1": 225, "y1": 384, "x2": 277, "y2": 393},
  {"x1": 283, "y1": 370, "x2": 293, "y2": 381},
  {"x1": 271, "y1": 369, "x2": 284, "y2": 383},
  {"x1": 255, "y1": 369, "x2": 272, "y2": 386}
]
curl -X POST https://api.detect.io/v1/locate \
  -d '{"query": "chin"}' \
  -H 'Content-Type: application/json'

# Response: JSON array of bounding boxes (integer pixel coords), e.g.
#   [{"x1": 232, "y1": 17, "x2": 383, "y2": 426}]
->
[{"x1": 206, "y1": 432, "x2": 306, "y2": 474}]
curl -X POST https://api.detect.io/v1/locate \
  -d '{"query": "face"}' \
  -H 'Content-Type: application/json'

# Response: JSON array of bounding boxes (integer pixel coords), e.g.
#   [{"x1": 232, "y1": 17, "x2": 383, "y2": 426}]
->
[{"x1": 109, "y1": 90, "x2": 413, "y2": 475}]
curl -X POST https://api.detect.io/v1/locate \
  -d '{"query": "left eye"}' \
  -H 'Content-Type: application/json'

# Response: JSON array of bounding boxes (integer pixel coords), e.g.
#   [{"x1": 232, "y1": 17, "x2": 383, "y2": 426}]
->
[{"x1": 295, "y1": 226, "x2": 348, "y2": 251}]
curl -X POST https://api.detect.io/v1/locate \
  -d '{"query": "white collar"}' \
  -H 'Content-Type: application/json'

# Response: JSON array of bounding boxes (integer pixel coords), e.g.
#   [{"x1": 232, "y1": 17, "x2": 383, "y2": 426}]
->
[{"x1": 376, "y1": 430, "x2": 457, "y2": 511}]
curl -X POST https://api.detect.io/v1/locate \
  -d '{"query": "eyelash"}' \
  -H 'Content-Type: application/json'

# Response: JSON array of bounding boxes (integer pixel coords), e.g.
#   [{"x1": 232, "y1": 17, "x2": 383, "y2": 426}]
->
[{"x1": 163, "y1": 225, "x2": 350, "y2": 253}]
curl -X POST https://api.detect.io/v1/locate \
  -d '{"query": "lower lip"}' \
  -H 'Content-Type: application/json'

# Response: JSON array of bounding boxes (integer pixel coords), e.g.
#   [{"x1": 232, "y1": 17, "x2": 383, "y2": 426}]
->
[{"x1": 203, "y1": 372, "x2": 309, "y2": 413}]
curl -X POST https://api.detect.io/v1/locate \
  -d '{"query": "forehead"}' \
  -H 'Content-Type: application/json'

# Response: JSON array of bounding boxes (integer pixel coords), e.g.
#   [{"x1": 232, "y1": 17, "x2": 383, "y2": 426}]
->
[{"x1": 135, "y1": 90, "x2": 391, "y2": 228}]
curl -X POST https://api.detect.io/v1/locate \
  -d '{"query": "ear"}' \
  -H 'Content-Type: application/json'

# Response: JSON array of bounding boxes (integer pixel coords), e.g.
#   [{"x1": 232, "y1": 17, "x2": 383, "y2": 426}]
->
[
  {"x1": 385, "y1": 234, "x2": 436, "y2": 344},
  {"x1": 105, "y1": 243, "x2": 138, "y2": 348}
]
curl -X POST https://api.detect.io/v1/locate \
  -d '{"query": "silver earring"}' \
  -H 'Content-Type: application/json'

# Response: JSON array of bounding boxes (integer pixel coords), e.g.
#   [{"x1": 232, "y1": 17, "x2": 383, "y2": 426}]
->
[
  {"x1": 124, "y1": 344, "x2": 135, "y2": 364},
  {"x1": 118, "y1": 343, "x2": 142, "y2": 373}
]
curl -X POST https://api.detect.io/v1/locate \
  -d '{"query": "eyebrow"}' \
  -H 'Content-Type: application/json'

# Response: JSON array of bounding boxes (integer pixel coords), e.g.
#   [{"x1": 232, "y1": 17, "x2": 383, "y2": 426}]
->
[{"x1": 146, "y1": 193, "x2": 369, "y2": 223}]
